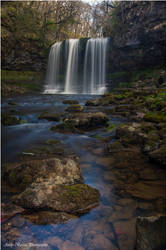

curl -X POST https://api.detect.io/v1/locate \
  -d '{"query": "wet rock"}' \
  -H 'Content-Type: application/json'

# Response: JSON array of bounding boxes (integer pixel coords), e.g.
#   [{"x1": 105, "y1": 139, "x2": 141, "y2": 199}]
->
[
  {"x1": 61, "y1": 240, "x2": 84, "y2": 250},
  {"x1": 126, "y1": 181, "x2": 166, "y2": 200},
  {"x1": 114, "y1": 218, "x2": 136, "y2": 250},
  {"x1": 107, "y1": 141, "x2": 125, "y2": 153},
  {"x1": 109, "y1": 202, "x2": 136, "y2": 222},
  {"x1": 46, "y1": 236, "x2": 63, "y2": 248},
  {"x1": 96, "y1": 157, "x2": 115, "y2": 168},
  {"x1": 13, "y1": 184, "x2": 100, "y2": 214},
  {"x1": 45, "y1": 139, "x2": 59, "y2": 145},
  {"x1": 2, "y1": 113, "x2": 25, "y2": 126},
  {"x1": 5, "y1": 228, "x2": 21, "y2": 243},
  {"x1": 1, "y1": 203, "x2": 25, "y2": 223},
  {"x1": 136, "y1": 216, "x2": 166, "y2": 250},
  {"x1": 9, "y1": 215, "x2": 25, "y2": 228},
  {"x1": 144, "y1": 112, "x2": 166, "y2": 123},
  {"x1": 85, "y1": 233, "x2": 118, "y2": 250},
  {"x1": 5, "y1": 157, "x2": 83, "y2": 191},
  {"x1": 116, "y1": 123, "x2": 147, "y2": 145},
  {"x1": 8, "y1": 101, "x2": 18, "y2": 106},
  {"x1": 137, "y1": 202, "x2": 154, "y2": 211},
  {"x1": 63, "y1": 100, "x2": 79, "y2": 104},
  {"x1": 38, "y1": 112, "x2": 62, "y2": 121},
  {"x1": 92, "y1": 147, "x2": 104, "y2": 155},
  {"x1": 149, "y1": 144, "x2": 166, "y2": 166},
  {"x1": 85, "y1": 99, "x2": 100, "y2": 106},
  {"x1": 71, "y1": 224, "x2": 84, "y2": 244},
  {"x1": 24, "y1": 211, "x2": 77, "y2": 225},
  {"x1": 66, "y1": 104, "x2": 84, "y2": 112},
  {"x1": 156, "y1": 199, "x2": 166, "y2": 213},
  {"x1": 52, "y1": 112, "x2": 109, "y2": 132},
  {"x1": 139, "y1": 168, "x2": 158, "y2": 181}
]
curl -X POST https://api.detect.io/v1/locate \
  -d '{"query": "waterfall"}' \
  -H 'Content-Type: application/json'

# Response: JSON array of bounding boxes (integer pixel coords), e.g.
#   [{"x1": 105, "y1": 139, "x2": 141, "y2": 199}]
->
[
  {"x1": 44, "y1": 42, "x2": 62, "y2": 94},
  {"x1": 83, "y1": 38, "x2": 108, "y2": 94},
  {"x1": 44, "y1": 38, "x2": 108, "y2": 94},
  {"x1": 64, "y1": 39, "x2": 79, "y2": 94}
]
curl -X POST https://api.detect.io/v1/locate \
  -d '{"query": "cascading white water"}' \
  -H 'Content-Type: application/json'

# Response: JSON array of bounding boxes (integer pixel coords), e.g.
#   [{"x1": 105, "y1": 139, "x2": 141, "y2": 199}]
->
[
  {"x1": 83, "y1": 38, "x2": 108, "y2": 94},
  {"x1": 44, "y1": 38, "x2": 108, "y2": 94},
  {"x1": 64, "y1": 39, "x2": 79, "y2": 94},
  {"x1": 44, "y1": 42, "x2": 62, "y2": 94}
]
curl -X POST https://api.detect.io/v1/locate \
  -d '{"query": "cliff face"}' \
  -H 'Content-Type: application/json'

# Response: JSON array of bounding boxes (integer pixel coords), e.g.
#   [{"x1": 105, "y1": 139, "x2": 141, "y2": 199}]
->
[
  {"x1": 107, "y1": 1, "x2": 166, "y2": 73},
  {"x1": 1, "y1": 36, "x2": 48, "y2": 72}
]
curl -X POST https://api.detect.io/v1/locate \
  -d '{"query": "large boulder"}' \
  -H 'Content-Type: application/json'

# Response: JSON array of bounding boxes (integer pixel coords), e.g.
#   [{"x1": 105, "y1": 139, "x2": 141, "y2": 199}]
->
[
  {"x1": 116, "y1": 123, "x2": 147, "y2": 145},
  {"x1": 2, "y1": 113, "x2": 26, "y2": 126},
  {"x1": 13, "y1": 183, "x2": 100, "y2": 214},
  {"x1": 135, "y1": 216, "x2": 166, "y2": 250},
  {"x1": 5, "y1": 157, "x2": 84, "y2": 191},
  {"x1": 38, "y1": 112, "x2": 62, "y2": 121},
  {"x1": 66, "y1": 104, "x2": 84, "y2": 113},
  {"x1": 51, "y1": 112, "x2": 109, "y2": 132}
]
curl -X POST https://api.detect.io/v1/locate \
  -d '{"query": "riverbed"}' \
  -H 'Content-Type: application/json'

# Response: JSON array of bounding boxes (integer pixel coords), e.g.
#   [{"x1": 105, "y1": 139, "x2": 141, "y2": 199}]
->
[{"x1": 1, "y1": 93, "x2": 163, "y2": 250}]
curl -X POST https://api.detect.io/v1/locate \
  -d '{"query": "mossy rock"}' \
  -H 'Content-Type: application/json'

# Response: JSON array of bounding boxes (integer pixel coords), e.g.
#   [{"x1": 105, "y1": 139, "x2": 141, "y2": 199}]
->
[
  {"x1": 38, "y1": 112, "x2": 62, "y2": 121},
  {"x1": 13, "y1": 184, "x2": 100, "y2": 214},
  {"x1": 66, "y1": 104, "x2": 84, "y2": 113},
  {"x1": 2, "y1": 114, "x2": 26, "y2": 126},
  {"x1": 8, "y1": 101, "x2": 18, "y2": 106},
  {"x1": 46, "y1": 139, "x2": 58, "y2": 145},
  {"x1": 63, "y1": 100, "x2": 79, "y2": 105},
  {"x1": 144, "y1": 112, "x2": 166, "y2": 123}
]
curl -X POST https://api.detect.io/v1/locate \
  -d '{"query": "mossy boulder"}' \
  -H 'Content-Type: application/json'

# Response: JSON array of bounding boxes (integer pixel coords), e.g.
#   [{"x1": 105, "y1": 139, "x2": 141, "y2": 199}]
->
[
  {"x1": 143, "y1": 130, "x2": 161, "y2": 153},
  {"x1": 13, "y1": 184, "x2": 100, "y2": 214},
  {"x1": 66, "y1": 104, "x2": 84, "y2": 113},
  {"x1": 116, "y1": 123, "x2": 147, "y2": 146},
  {"x1": 38, "y1": 112, "x2": 62, "y2": 121},
  {"x1": 8, "y1": 101, "x2": 18, "y2": 106},
  {"x1": 85, "y1": 99, "x2": 101, "y2": 106},
  {"x1": 51, "y1": 112, "x2": 109, "y2": 133},
  {"x1": 4, "y1": 157, "x2": 83, "y2": 191},
  {"x1": 2, "y1": 114, "x2": 26, "y2": 126},
  {"x1": 63, "y1": 100, "x2": 79, "y2": 105},
  {"x1": 144, "y1": 112, "x2": 166, "y2": 123}
]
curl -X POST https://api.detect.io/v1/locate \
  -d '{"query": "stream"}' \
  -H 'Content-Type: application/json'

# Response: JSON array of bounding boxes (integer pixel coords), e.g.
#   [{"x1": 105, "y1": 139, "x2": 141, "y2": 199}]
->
[{"x1": 1, "y1": 94, "x2": 155, "y2": 250}]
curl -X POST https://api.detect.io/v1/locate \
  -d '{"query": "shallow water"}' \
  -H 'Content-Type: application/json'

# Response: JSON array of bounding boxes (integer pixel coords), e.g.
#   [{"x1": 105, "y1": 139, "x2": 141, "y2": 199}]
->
[{"x1": 2, "y1": 94, "x2": 157, "y2": 250}]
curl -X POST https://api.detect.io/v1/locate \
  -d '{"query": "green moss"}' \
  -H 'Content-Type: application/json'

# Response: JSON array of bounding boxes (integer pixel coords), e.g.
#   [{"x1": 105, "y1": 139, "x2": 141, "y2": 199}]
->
[
  {"x1": 62, "y1": 184, "x2": 100, "y2": 207},
  {"x1": 1, "y1": 70, "x2": 44, "y2": 94},
  {"x1": 46, "y1": 139, "x2": 58, "y2": 145},
  {"x1": 144, "y1": 112, "x2": 166, "y2": 123},
  {"x1": 107, "y1": 123, "x2": 116, "y2": 132},
  {"x1": 66, "y1": 104, "x2": 84, "y2": 112}
]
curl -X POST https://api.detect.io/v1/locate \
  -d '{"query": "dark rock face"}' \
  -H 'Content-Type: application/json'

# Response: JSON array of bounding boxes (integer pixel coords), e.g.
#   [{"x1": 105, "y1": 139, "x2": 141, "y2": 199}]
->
[
  {"x1": 136, "y1": 216, "x2": 166, "y2": 250},
  {"x1": 106, "y1": 1, "x2": 166, "y2": 75},
  {"x1": 2, "y1": 39, "x2": 48, "y2": 71}
]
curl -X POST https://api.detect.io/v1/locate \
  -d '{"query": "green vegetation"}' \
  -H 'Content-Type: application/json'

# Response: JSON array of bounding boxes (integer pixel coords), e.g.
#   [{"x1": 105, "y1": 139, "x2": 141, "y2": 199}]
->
[
  {"x1": 1, "y1": 70, "x2": 44, "y2": 95},
  {"x1": 110, "y1": 67, "x2": 165, "y2": 88},
  {"x1": 107, "y1": 123, "x2": 116, "y2": 132}
]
